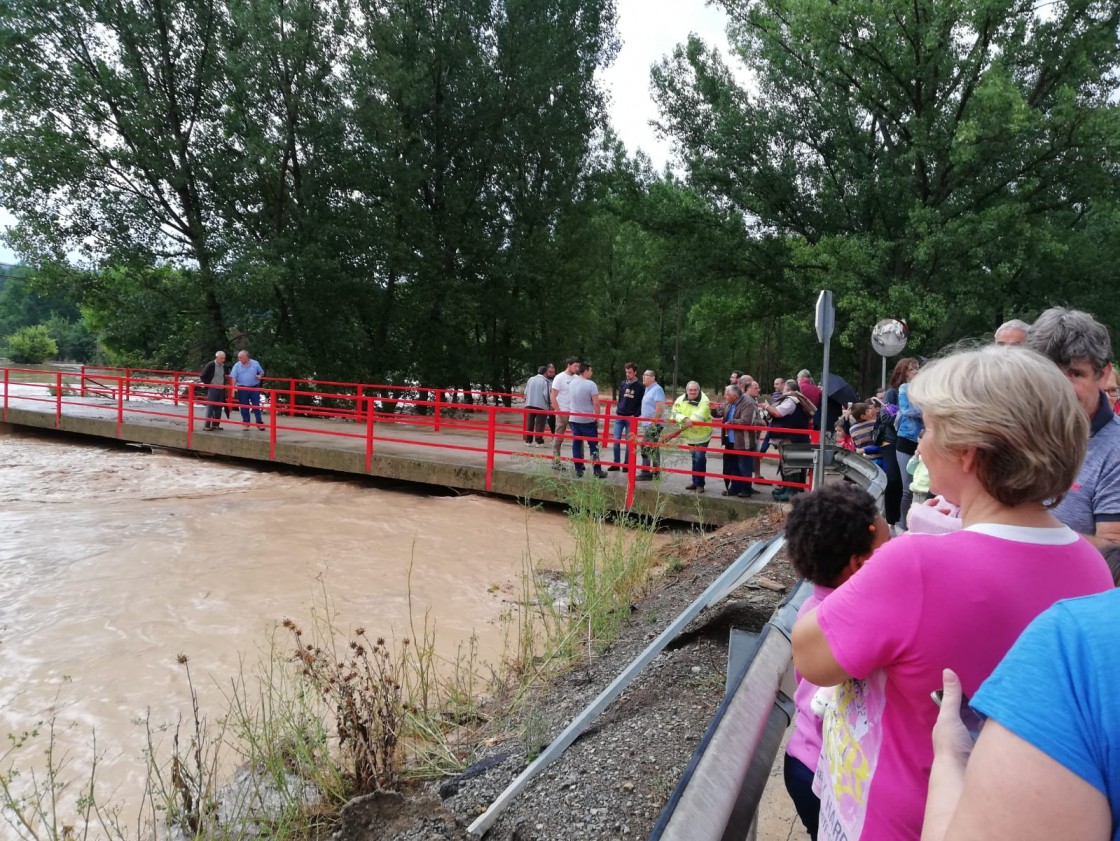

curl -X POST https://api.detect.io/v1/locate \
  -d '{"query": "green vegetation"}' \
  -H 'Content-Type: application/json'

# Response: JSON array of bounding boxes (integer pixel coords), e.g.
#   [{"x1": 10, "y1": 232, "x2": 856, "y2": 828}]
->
[
  {"x1": 2, "y1": 0, "x2": 1115, "y2": 394},
  {"x1": 4, "y1": 325, "x2": 57, "y2": 364}
]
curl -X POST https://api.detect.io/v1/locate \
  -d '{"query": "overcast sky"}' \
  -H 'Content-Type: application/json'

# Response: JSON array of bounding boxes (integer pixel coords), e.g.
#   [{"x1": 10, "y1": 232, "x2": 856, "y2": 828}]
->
[{"x1": 0, "y1": 0, "x2": 732, "y2": 266}]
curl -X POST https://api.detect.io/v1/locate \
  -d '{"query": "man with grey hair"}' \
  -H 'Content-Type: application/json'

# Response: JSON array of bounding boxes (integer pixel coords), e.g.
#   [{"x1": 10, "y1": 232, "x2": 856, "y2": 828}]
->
[
  {"x1": 712, "y1": 383, "x2": 757, "y2": 497},
  {"x1": 994, "y1": 318, "x2": 1030, "y2": 346},
  {"x1": 199, "y1": 350, "x2": 227, "y2": 431},
  {"x1": 1027, "y1": 306, "x2": 1120, "y2": 547}
]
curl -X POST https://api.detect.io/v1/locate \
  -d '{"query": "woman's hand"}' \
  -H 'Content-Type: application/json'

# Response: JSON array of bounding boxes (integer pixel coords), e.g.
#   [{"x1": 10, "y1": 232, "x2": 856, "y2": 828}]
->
[{"x1": 932, "y1": 669, "x2": 976, "y2": 767}]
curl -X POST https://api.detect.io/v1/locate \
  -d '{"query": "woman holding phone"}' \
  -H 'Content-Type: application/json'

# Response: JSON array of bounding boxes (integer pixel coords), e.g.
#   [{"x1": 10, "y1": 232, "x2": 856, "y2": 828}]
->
[{"x1": 792, "y1": 346, "x2": 1113, "y2": 841}]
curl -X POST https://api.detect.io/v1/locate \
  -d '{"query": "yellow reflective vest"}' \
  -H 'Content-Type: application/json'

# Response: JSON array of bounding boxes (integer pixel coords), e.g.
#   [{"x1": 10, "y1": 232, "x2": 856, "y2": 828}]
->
[{"x1": 670, "y1": 393, "x2": 713, "y2": 445}]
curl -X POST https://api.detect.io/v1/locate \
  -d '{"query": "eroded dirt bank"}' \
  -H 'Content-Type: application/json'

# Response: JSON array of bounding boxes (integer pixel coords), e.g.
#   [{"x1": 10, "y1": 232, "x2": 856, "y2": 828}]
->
[{"x1": 335, "y1": 509, "x2": 794, "y2": 841}]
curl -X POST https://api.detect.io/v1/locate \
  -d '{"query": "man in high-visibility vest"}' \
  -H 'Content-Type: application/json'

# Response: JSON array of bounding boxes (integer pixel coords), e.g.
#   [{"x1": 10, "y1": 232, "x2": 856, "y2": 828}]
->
[{"x1": 670, "y1": 381, "x2": 713, "y2": 493}]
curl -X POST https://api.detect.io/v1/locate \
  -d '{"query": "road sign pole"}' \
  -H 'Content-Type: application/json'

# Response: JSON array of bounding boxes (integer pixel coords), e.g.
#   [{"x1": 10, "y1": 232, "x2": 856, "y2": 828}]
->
[{"x1": 814, "y1": 291, "x2": 835, "y2": 490}]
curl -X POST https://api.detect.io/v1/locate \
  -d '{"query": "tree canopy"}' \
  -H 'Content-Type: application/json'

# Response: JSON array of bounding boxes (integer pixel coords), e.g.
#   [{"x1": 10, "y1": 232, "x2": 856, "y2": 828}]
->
[{"x1": 2, "y1": 0, "x2": 1118, "y2": 395}]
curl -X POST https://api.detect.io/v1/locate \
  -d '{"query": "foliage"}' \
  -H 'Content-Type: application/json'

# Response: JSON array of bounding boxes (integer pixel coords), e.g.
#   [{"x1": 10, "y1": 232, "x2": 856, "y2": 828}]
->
[
  {"x1": 5, "y1": 325, "x2": 58, "y2": 364},
  {"x1": 2, "y1": 0, "x2": 1118, "y2": 396},
  {"x1": 652, "y1": 0, "x2": 1120, "y2": 388},
  {"x1": 0, "y1": 0, "x2": 621, "y2": 388},
  {"x1": 285, "y1": 620, "x2": 403, "y2": 794}
]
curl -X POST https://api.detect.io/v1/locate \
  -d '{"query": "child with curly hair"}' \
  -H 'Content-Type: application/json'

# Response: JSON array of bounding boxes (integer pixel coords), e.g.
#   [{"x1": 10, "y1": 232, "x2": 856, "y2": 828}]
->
[{"x1": 783, "y1": 483, "x2": 890, "y2": 840}]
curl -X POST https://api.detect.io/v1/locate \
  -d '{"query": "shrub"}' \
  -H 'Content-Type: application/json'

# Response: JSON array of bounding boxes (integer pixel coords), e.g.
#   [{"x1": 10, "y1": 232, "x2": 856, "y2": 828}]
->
[{"x1": 6, "y1": 324, "x2": 58, "y2": 364}]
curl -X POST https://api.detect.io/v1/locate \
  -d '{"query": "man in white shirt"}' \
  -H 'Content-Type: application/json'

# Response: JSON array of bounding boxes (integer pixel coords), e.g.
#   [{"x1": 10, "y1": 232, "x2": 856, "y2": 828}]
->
[{"x1": 550, "y1": 356, "x2": 581, "y2": 467}]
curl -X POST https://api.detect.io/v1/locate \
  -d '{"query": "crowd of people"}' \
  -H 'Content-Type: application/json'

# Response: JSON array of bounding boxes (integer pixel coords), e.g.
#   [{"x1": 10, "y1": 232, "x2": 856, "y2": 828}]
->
[
  {"x1": 779, "y1": 306, "x2": 1120, "y2": 841},
  {"x1": 520, "y1": 361, "x2": 829, "y2": 498}
]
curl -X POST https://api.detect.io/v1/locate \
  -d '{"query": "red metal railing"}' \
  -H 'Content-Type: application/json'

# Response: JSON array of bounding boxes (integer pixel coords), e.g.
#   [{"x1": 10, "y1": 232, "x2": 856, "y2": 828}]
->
[{"x1": 5, "y1": 366, "x2": 816, "y2": 508}]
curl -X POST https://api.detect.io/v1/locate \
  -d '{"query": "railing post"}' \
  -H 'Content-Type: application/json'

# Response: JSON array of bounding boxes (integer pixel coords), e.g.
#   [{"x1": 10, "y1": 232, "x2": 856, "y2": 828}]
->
[
  {"x1": 625, "y1": 416, "x2": 638, "y2": 509},
  {"x1": 125, "y1": 367, "x2": 132, "y2": 402},
  {"x1": 365, "y1": 395, "x2": 376, "y2": 472},
  {"x1": 116, "y1": 376, "x2": 124, "y2": 437},
  {"x1": 173, "y1": 372, "x2": 180, "y2": 407},
  {"x1": 187, "y1": 382, "x2": 194, "y2": 448},
  {"x1": 269, "y1": 388, "x2": 277, "y2": 460},
  {"x1": 486, "y1": 405, "x2": 497, "y2": 491},
  {"x1": 80, "y1": 364, "x2": 87, "y2": 398},
  {"x1": 2, "y1": 368, "x2": 8, "y2": 421},
  {"x1": 433, "y1": 389, "x2": 442, "y2": 433},
  {"x1": 55, "y1": 371, "x2": 62, "y2": 428},
  {"x1": 601, "y1": 398, "x2": 612, "y2": 453},
  {"x1": 288, "y1": 379, "x2": 296, "y2": 419}
]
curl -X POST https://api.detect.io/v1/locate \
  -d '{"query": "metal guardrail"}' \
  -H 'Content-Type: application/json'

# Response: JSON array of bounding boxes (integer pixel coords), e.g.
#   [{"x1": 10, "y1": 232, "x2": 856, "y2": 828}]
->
[
  {"x1": 466, "y1": 534, "x2": 788, "y2": 838},
  {"x1": 648, "y1": 444, "x2": 887, "y2": 841},
  {"x1": 648, "y1": 578, "x2": 807, "y2": 841}
]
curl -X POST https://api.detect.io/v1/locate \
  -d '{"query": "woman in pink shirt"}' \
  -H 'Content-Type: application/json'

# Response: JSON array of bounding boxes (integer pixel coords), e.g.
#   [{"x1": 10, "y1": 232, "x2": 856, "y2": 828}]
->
[{"x1": 791, "y1": 346, "x2": 1114, "y2": 841}]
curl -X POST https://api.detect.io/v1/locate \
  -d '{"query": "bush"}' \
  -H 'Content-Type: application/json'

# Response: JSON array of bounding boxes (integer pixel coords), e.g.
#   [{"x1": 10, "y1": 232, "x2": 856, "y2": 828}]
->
[{"x1": 5, "y1": 324, "x2": 58, "y2": 363}]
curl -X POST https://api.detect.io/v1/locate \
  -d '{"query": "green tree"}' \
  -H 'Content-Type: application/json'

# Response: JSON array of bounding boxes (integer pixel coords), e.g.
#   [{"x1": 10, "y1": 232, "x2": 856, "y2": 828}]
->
[
  {"x1": 0, "y1": 0, "x2": 232, "y2": 350},
  {"x1": 653, "y1": 0, "x2": 1120, "y2": 385},
  {"x1": 5, "y1": 324, "x2": 58, "y2": 363}
]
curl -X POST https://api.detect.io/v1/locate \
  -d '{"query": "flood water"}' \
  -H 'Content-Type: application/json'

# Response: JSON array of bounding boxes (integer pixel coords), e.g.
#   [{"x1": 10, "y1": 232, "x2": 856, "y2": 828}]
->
[{"x1": 0, "y1": 431, "x2": 577, "y2": 829}]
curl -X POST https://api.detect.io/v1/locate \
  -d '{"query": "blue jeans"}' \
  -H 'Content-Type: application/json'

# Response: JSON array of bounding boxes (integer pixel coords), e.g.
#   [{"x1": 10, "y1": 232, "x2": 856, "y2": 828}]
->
[
  {"x1": 723, "y1": 451, "x2": 753, "y2": 495},
  {"x1": 783, "y1": 753, "x2": 819, "y2": 841},
  {"x1": 237, "y1": 387, "x2": 263, "y2": 425},
  {"x1": 690, "y1": 446, "x2": 708, "y2": 487},
  {"x1": 569, "y1": 422, "x2": 600, "y2": 475},
  {"x1": 612, "y1": 417, "x2": 635, "y2": 467}
]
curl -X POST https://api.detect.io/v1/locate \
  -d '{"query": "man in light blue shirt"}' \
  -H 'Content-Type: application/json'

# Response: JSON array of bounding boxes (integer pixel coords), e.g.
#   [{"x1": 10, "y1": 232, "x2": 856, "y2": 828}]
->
[
  {"x1": 637, "y1": 370, "x2": 667, "y2": 481},
  {"x1": 229, "y1": 350, "x2": 266, "y2": 429}
]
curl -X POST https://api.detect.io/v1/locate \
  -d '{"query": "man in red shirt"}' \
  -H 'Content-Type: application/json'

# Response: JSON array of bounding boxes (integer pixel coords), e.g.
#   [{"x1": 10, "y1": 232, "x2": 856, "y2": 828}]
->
[{"x1": 797, "y1": 370, "x2": 822, "y2": 424}]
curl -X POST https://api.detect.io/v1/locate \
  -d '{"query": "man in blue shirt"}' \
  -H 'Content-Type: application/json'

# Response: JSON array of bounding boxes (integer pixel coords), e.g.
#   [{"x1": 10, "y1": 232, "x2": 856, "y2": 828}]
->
[
  {"x1": 229, "y1": 350, "x2": 266, "y2": 429},
  {"x1": 1026, "y1": 307, "x2": 1120, "y2": 548},
  {"x1": 636, "y1": 370, "x2": 667, "y2": 481}
]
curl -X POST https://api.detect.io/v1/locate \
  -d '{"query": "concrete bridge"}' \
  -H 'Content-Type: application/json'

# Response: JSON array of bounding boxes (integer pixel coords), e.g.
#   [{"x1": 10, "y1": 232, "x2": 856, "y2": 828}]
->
[{"x1": 0, "y1": 366, "x2": 797, "y2": 526}]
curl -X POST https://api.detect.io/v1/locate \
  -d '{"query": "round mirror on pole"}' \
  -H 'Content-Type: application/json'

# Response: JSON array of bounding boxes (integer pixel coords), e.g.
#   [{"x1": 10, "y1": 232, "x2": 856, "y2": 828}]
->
[{"x1": 871, "y1": 318, "x2": 909, "y2": 391}]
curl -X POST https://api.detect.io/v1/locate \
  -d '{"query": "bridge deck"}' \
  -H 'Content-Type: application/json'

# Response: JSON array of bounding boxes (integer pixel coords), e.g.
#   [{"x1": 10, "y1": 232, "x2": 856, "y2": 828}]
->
[{"x1": 0, "y1": 380, "x2": 784, "y2": 526}]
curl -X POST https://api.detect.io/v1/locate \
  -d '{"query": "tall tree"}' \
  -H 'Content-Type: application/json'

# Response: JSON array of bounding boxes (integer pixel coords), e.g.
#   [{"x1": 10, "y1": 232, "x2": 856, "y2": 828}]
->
[
  {"x1": 0, "y1": 0, "x2": 233, "y2": 350},
  {"x1": 653, "y1": 0, "x2": 1120, "y2": 369}
]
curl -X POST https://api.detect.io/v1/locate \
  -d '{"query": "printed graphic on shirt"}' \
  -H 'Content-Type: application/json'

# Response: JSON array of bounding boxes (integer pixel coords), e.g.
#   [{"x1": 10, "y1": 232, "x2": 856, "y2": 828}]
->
[{"x1": 814, "y1": 672, "x2": 886, "y2": 841}]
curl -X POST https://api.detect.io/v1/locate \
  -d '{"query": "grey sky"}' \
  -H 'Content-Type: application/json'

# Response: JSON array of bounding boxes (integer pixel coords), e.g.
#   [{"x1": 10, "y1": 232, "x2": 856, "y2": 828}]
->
[{"x1": 0, "y1": 1, "x2": 732, "y2": 266}]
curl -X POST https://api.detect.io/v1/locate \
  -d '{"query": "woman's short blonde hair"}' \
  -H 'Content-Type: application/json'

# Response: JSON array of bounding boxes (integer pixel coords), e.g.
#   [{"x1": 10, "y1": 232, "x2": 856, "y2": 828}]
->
[{"x1": 909, "y1": 346, "x2": 1088, "y2": 507}]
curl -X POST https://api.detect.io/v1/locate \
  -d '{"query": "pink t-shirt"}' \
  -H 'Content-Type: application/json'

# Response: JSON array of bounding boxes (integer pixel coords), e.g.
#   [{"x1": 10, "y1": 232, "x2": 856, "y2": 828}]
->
[
  {"x1": 813, "y1": 525, "x2": 1113, "y2": 841},
  {"x1": 786, "y1": 584, "x2": 834, "y2": 770}
]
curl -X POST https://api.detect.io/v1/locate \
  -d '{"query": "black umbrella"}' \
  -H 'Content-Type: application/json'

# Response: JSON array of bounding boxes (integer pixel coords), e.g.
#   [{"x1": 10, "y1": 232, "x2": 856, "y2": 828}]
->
[{"x1": 819, "y1": 375, "x2": 858, "y2": 431}]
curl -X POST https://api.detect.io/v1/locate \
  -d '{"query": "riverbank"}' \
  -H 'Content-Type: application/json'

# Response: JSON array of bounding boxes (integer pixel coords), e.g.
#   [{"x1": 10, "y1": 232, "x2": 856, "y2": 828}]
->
[{"x1": 331, "y1": 508, "x2": 794, "y2": 841}]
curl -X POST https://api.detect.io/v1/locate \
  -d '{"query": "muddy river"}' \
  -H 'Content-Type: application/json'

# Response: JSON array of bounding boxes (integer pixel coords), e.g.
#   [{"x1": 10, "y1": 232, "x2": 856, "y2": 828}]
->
[{"x1": 0, "y1": 431, "x2": 576, "y2": 831}]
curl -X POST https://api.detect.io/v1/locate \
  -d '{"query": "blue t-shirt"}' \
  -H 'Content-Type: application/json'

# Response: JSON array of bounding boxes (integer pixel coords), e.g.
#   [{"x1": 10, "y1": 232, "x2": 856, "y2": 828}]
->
[
  {"x1": 897, "y1": 382, "x2": 924, "y2": 442},
  {"x1": 973, "y1": 588, "x2": 1120, "y2": 839},
  {"x1": 639, "y1": 383, "x2": 665, "y2": 431}
]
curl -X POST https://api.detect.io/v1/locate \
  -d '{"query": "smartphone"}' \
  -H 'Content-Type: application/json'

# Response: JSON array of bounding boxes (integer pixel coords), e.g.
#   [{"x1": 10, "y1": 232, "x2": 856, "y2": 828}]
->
[{"x1": 931, "y1": 689, "x2": 986, "y2": 741}]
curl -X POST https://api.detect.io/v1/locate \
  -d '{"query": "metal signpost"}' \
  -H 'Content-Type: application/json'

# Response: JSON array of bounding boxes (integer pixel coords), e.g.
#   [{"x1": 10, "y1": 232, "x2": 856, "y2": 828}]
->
[{"x1": 814, "y1": 291, "x2": 835, "y2": 489}]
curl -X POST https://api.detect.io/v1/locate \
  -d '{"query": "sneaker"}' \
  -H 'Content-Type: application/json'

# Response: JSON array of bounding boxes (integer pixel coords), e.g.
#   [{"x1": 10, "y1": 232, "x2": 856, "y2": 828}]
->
[
  {"x1": 258, "y1": 425, "x2": 266, "y2": 431},
  {"x1": 575, "y1": 470, "x2": 585, "y2": 478},
  {"x1": 593, "y1": 471, "x2": 607, "y2": 479},
  {"x1": 636, "y1": 474, "x2": 653, "y2": 482},
  {"x1": 607, "y1": 466, "x2": 621, "y2": 472},
  {"x1": 684, "y1": 484, "x2": 699, "y2": 491}
]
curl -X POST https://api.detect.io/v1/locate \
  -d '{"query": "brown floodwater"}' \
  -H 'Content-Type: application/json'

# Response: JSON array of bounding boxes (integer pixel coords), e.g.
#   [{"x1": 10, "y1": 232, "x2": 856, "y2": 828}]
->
[{"x1": 0, "y1": 431, "x2": 577, "y2": 830}]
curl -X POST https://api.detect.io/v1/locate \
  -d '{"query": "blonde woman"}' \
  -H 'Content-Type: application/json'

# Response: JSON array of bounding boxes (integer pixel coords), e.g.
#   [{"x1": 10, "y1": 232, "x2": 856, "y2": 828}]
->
[{"x1": 792, "y1": 346, "x2": 1113, "y2": 841}]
